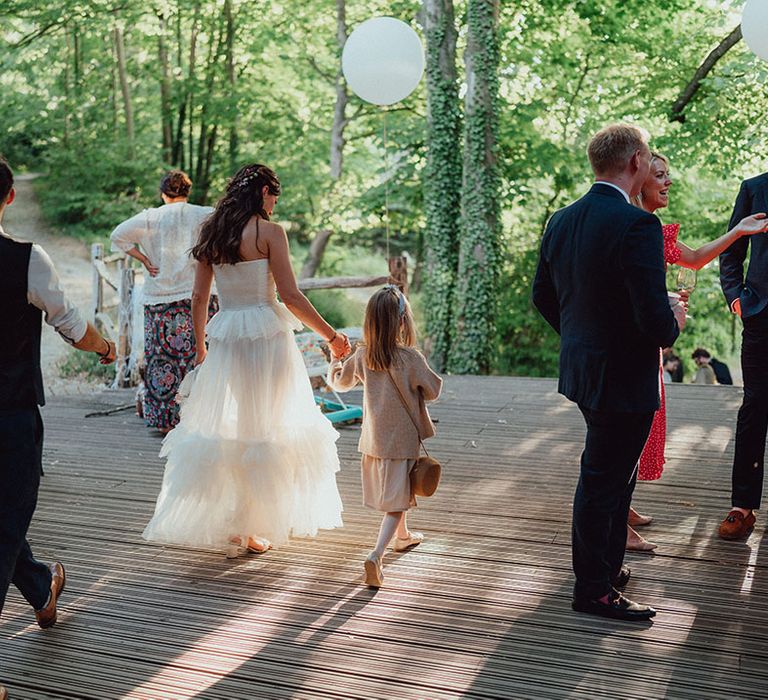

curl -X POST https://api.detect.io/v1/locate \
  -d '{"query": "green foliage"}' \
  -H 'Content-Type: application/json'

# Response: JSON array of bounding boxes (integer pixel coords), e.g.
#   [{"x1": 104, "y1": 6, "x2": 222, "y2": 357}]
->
[
  {"x1": 422, "y1": 0, "x2": 463, "y2": 371},
  {"x1": 2, "y1": 0, "x2": 765, "y2": 376},
  {"x1": 449, "y1": 0, "x2": 502, "y2": 375},
  {"x1": 58, "y1": 347, "x2": 114, "y2": 383},
  {"x1": 306, "y1": 290, "x2": 365, "y2": 330}
]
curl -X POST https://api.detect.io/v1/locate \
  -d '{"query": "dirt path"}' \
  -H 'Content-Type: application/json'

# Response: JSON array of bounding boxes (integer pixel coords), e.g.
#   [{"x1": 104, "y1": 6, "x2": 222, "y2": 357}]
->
[{"x1": 4, "y1": 174, "x2": 101, "y2": 395}]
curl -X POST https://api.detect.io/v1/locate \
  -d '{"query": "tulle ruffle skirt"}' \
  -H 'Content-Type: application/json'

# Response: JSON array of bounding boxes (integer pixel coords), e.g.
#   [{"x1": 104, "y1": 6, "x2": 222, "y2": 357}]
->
[{"x1": 142, "y1": 302, "x2": 344, "y2": 548}]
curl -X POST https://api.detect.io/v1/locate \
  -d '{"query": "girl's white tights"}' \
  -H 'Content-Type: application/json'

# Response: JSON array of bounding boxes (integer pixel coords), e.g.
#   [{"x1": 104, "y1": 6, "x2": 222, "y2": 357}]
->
[{"x1": 373, "y1": 511, "x2": 410, "y2": 558}]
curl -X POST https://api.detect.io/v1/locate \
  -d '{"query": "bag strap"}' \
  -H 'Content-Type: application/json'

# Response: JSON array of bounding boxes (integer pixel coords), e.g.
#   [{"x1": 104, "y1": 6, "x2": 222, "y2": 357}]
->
[{"x1": 386, "y1": 367, "x2": 431, "y2": 458}]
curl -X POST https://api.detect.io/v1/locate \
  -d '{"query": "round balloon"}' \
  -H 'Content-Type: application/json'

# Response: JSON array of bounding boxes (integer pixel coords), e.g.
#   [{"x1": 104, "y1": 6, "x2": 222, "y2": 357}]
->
[
  {"x1": 743, "y1": 0, "x2": 768, "y2": 61},
  {"x1": 342, "y1": 17, "x2": 425, "y2": 106}
]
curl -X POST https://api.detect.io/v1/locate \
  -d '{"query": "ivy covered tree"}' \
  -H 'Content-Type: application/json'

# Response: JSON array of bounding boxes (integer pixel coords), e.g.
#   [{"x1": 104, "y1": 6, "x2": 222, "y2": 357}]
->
[
  {"x1": 422, "y1": 0, "x2": 462, "y2": 371},
  {"x1": 448, "y1": 0, "x2": 501, "y2": 374}
]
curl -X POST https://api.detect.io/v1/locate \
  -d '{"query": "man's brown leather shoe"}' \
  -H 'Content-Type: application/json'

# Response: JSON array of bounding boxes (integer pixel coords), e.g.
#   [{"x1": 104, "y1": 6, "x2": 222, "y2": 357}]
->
[
  {"x1": 719, "y1": 510, "x2": 756, "y2": 540},
  {"x1": 0, "y1": 683, "x2": 8, "y2": 700},
  {"x1": 35, "y1": 562, "x2": 66, "y2": 629}
]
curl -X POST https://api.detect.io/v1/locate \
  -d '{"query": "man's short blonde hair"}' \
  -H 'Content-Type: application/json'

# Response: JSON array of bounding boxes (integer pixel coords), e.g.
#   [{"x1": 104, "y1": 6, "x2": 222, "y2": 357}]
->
[{"x1": 587, "y1": 123, "x2": 650, "y2": 176}]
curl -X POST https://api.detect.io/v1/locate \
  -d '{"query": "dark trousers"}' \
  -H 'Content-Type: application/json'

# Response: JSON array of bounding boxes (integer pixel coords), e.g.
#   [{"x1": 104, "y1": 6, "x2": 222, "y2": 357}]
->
[
  {"x1": 732, "y1": 307, "x2": 768, "y2": 509},
  {"x1": 573, "y1": 406, "x2": 654, "y2": 600},
  {"x1": 0, "y1": 408, "x2": 52, "y2": 615}
]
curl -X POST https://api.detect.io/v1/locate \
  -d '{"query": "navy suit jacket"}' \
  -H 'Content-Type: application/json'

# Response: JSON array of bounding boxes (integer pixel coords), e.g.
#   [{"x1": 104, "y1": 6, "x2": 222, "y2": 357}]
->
[
  {"x1": 532, "y1": 184, "x2": 680, "y2": 413},
  {"x1": 720, "y1": 173, "x2": 768, "y2": 318}
]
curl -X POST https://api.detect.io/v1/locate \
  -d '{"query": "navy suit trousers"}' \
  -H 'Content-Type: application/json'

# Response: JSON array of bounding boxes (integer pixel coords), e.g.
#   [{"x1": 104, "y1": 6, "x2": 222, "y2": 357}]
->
[
  {"x1": 573, "y1": 407, "x2": 654, "y2": 600},
  {"x1": 0, "y1": 408, "x2": 52, "y2": 614},
  {"x1": 732, "y1": 307, "x2": 768, "y2": 509}
]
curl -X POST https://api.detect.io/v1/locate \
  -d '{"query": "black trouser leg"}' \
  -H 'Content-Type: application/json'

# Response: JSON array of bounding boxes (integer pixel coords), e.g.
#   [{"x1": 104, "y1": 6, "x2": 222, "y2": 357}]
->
[
  {"x1": 0, "y1": 408, "x2": 51, "y2": 615},
  {"x1": 572, "y1": 407, "x2": 654, "y2": 601},
  {"x1": 732, "y1": 309, "x2": 768, "y2": 510}
]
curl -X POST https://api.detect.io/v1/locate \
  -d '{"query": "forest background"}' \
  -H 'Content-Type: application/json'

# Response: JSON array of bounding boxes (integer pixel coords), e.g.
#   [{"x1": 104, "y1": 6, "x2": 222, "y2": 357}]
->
[{"x1": 1, "y1": 0, "x2": 766, "y2": 378}]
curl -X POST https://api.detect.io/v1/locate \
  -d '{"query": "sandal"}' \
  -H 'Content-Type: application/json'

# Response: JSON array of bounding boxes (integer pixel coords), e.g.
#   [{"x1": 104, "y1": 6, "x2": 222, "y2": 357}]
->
[
  {"x1": 364, "y1": 552, "x2": 384, "y2": 588},
  {"x1": 392, "y1": 531, "x2": 424, "y2": 552}
]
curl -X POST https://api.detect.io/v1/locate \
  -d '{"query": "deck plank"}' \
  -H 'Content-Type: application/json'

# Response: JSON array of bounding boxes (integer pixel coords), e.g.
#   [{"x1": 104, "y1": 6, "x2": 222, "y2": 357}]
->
[{"x1": 1, "y1": 377, "x2": 766, "y2": 699}]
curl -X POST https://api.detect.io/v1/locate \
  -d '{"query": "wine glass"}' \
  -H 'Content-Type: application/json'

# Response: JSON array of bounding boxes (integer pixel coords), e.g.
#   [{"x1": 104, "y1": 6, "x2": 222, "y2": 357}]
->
[
  {"x1": 676, "y1": 268, "x2": 697, "y2": 295},
  {"x1": 676, "y1": 268, "x2": 696, "y2": 320}
]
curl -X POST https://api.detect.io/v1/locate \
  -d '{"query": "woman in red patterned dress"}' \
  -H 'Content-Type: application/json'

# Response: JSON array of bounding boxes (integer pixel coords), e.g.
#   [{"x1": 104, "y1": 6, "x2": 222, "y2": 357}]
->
[{"x1": 627, "y1": 153, "x2": 768, "y2": 550}]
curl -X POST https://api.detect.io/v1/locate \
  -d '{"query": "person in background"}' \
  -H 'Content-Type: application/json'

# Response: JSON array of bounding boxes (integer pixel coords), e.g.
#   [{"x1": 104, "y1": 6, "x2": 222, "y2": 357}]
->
[
  {"x1": 662, "y1": 354, "x2": 680, "y2": 384},
  {"x1": 110, "y1": 170, "x2": 216, "y2": 434},
  {"x1": 663, "y1": 347, "x2": 684, "y2": 383},
  {"x1": 691, "y1": 348, "x2": 732, "y2": 385}
]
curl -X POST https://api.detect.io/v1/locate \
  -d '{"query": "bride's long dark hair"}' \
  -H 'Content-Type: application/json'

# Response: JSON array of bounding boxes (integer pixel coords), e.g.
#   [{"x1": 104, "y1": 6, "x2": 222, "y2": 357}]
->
[{"x1": 192, "y1": 164, "x2": 281, "y2": 265}]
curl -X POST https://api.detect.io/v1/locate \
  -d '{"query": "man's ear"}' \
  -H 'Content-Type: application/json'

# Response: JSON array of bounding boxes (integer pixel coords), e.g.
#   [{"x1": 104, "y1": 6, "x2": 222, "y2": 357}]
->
[
  {"x1": 6, "y1": 188, "x2": 15, "y2": 206},
  {"x1": 629, "y1": 150, "x2": 641, "y2": 172}
]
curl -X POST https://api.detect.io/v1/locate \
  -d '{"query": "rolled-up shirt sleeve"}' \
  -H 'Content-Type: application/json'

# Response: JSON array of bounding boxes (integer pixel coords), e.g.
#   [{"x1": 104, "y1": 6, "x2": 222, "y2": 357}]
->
[
  {"x1": 27, "y1": 244, "x2": 88, "y2": 344},
  {"x1": 110, "y1": 210, "x2": 150, "y2": 253}
]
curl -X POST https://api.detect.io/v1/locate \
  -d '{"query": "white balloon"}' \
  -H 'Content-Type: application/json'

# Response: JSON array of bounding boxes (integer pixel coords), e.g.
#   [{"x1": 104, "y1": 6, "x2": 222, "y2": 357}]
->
[
  {"x1": 342, "y1": 17, "x2": 425, "y2": 106},
  {"x1": 742, "y1": 0, "x2": 768, "y2": 62}
]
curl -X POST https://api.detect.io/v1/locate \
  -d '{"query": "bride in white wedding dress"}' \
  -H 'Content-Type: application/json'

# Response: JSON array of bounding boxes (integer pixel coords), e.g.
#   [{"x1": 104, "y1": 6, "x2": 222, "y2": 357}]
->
[{"x1": 142, "y1": 164, "x2": 349, "y2": 556}]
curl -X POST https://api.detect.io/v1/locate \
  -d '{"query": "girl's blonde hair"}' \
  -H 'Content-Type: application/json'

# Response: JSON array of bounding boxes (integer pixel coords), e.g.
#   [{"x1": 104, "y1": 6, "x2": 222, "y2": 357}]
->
[
  {"x1": 631, "y1": 152, "x2": 669, "y2": 209},
  {"x1": 363, "y1": 285, "x2": 417, "y2": 371}
]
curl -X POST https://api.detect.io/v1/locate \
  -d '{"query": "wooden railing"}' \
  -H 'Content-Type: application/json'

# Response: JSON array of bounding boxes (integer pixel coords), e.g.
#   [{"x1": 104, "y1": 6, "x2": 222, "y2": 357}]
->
[{"x1": 92, "y1": 248, "x2": 408, "y2": 388}]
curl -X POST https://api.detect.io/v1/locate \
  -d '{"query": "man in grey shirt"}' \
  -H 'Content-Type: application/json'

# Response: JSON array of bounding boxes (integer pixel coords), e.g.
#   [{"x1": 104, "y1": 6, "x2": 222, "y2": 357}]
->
[{"x1": 0, "y1": 157, "x2": 115, "y2": 700}]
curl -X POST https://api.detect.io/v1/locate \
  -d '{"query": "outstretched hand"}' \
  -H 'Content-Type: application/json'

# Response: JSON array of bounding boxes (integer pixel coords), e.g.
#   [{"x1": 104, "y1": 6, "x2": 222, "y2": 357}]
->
[
  {"x1": 738, "y1": 212, "x2": 768, "y2": 237},
  {"x1": 329, "y1": 332, "x2": 351, "y2": 359}
]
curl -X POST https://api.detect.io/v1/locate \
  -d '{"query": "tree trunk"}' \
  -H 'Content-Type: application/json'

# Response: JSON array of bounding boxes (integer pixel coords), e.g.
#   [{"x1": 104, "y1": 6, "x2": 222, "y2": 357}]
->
[
  {"x1": 224, "y1": 0, "x2": 238, "y2": 171},
  {"x1": 300, "y1": 229, "x2": 333, "y2": 279},
  {"x1": 113, "y1": 24, "x2": 135, "y2": 157},
  {"x1": 329, "y1": 0, "x2": 348, "y2": 180},
  {"x1": 422, "y1": 0, "x2": 462, "y2": 371},
  {"x1": 670, "y1": 25, "x2": 742, "y2": 123},
  {"x1": 448, "y1": 0, "x2": 501, "y2": 375},
  {"x1": 194, "y1": 15, "x2": 224, "y2": 202},
  {"x1": 158, "y1": 12, "x2": 173, "y2": 163}
]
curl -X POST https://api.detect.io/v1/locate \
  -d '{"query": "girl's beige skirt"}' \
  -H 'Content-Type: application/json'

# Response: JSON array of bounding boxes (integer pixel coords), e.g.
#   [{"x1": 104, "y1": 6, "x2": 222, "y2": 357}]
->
[{"x1": 361, "y1": 455, "x2": 417, "y2": 512}]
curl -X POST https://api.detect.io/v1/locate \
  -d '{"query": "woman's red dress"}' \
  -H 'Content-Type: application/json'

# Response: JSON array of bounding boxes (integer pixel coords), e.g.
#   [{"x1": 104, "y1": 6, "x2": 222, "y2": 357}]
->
[{"x1": 638, "y1": 223, "x2": 682, "y2": 481}]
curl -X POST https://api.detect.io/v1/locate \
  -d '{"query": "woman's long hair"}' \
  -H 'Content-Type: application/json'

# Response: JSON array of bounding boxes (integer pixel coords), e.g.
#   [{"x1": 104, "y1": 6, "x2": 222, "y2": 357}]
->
[
  {"x1": 363, "y1": 285, "x2": 417, "y2": 371},
  {"x1": 192, "y1": 164, "x2": 281, "y2": 264}
]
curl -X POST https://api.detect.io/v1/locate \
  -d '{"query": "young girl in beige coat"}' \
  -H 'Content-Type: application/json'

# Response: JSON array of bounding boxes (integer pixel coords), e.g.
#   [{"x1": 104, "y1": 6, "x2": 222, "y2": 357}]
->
[{"x1": 328, "y1": 286, "x2": 442, "y2": 588}]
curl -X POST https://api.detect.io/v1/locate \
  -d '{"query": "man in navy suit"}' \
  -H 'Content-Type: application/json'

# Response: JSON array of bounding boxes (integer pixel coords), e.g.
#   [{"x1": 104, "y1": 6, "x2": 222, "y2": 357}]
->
[
  {"x1": 533, "y1": 124, "x2": 684, "y2": 621},
  {"x1": 719, "y1": 173, "x2": 768, "y2": 539}
]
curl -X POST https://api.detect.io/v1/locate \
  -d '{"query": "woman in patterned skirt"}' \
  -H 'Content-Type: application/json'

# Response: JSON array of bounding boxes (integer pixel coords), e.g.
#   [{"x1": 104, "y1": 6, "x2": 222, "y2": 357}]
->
[
  {"x1": 627, "y1": 153, "x2": 768, "y2": 550},
  {"x1": 110, "y1": 170, "x2": 216, "y2": 433}
]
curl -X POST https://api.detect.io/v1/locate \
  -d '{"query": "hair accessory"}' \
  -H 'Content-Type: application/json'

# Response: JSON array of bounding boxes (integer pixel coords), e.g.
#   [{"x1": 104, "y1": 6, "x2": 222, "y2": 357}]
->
[{"x1": 384, "y1": 284, "x2": 406, "y2": 317}]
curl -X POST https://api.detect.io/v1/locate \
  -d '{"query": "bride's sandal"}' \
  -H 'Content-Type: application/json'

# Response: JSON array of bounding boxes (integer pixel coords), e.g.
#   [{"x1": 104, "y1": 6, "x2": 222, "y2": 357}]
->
[
  {"x1": 245, "y1": 536, "x2": 272, "y2": 553},
  {"x1": 226, "y1": 536, "x2": 272, "y2": 558}
]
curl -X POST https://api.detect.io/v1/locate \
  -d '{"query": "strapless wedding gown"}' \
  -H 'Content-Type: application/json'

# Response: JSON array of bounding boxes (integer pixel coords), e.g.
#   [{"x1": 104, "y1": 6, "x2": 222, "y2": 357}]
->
[{"x1": 143, "y1": 259, "x2": 344, "y2": 548}]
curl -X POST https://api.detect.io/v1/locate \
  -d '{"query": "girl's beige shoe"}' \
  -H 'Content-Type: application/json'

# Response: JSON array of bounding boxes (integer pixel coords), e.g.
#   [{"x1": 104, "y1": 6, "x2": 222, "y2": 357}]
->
[
  {"x1": 392, "y1": 531, "x2": 424, "y2": 552},
  {"x1": 364, "y1": 552, "x2": 384, "y2": 588}
]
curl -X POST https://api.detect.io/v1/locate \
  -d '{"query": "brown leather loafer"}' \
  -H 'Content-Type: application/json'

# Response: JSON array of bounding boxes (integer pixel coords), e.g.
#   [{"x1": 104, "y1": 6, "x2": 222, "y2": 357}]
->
[
  {"x1": 718, "y1": 510, "x2": 756, "y2": 540},
  {"x1": 35, "y1": 562, "x2": 66, "y2": 629},
  {"x1": 0, "y1": 683, "x2": 8, "y2": 700}
]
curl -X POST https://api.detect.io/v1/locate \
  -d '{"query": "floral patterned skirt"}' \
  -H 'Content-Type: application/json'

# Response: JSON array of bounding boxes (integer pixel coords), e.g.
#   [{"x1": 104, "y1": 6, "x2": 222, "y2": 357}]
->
[{"x1": 143, "y1": 297, "x2": 218, "y2": 431}]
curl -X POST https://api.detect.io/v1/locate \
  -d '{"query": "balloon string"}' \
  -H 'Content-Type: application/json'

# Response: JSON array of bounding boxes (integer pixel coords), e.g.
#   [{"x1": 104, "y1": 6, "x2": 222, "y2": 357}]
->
[{"x1": 384, "y1": 111, "x2": 390, "y2": 261}]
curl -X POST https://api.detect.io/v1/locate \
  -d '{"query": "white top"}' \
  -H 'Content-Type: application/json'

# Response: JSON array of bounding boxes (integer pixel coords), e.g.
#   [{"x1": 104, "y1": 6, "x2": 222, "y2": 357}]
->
[
  {"x1": 0, "y1": 225, "x2": 87, "y2": 344},
  {"x1": 594, "y1": 180, "x2": 630, "y2": 203},
  {"x1": 110, "y1": 202, "x2": 213, "y2": 305}
]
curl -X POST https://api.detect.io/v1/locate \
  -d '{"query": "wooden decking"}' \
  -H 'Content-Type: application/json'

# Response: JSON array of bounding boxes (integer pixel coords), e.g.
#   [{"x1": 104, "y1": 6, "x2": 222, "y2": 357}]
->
[{"x1": 1, "y1": 377, "x2": 766, "y2": 699}]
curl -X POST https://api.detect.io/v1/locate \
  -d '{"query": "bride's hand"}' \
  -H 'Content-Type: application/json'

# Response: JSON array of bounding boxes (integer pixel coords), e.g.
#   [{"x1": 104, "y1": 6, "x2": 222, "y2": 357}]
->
[
  {"x1": 195, "y1": 348, "x2": 207, "y2": 366},
  {"x1": 329, "y1": 333, "x2": 351, "y2": 359},
  {"x1": 737, "y1": 213, "x2": 768, "y2": 236}
]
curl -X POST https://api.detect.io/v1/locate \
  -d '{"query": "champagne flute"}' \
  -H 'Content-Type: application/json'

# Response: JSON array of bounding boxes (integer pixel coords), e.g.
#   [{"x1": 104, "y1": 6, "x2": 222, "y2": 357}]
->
[
  {"x1": 676, "y1": 268, "x2": 696, "y2": 320},
  {"x1": 676, "y1": 268, "x2": 697, "y2": 295}
]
